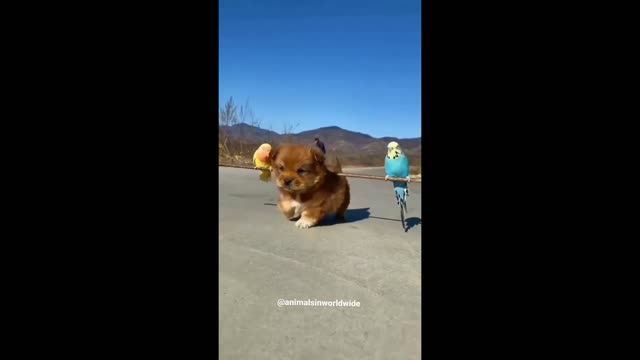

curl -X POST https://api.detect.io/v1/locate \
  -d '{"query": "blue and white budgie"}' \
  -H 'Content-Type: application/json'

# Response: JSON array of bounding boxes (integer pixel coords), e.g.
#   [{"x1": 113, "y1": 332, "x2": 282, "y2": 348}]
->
[{"x1": 384, "y1": 141, "x2": 411, "y2": 205}]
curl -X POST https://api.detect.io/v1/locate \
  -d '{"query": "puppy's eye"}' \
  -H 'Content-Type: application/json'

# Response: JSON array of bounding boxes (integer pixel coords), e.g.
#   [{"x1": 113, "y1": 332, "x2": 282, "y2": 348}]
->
[
  {"x1": 297, "y1": 168, "x2": 307, "y2": 175},
  {"x1": 278, "y1": 165, "x2": 284, "y2": 171}
]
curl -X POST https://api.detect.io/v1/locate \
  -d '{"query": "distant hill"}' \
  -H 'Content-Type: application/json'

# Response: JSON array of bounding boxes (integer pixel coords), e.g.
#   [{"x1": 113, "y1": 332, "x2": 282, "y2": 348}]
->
[{"x1": 219, "y1": 123, "x2": 421, "y2": 167}]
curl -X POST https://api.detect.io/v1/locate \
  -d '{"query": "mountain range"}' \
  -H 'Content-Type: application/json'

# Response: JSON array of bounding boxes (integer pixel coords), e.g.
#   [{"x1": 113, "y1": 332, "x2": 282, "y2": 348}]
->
[{"x1": 219, "y1": 123, "x2": 421, "y2": 166}]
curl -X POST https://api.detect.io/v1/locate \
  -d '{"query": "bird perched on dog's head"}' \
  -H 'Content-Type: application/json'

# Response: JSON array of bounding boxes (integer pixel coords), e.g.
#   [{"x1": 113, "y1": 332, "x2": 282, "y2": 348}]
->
[{"x1": 253, "y1": 143, "x2": 272, "y2": 182}]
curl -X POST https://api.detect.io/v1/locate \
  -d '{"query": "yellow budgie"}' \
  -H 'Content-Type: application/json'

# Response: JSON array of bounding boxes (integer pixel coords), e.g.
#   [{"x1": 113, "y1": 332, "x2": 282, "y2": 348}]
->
[{"x1": 253, "y1": 143, "x2": 272, "y2": 182}]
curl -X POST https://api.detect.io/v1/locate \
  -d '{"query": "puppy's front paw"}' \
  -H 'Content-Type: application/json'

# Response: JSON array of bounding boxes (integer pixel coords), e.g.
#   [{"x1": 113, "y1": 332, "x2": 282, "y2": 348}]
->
[{"x1": 295, "y1": 217, "x2": 315, "y2": 229}]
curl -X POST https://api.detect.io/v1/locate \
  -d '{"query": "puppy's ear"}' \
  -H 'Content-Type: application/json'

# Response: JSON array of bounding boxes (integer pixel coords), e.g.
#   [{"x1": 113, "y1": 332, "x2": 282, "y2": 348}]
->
[
  {"x1": 309, "y1": 146, "x2": 325, "y2": 165},
  {"x1": 270, "y1": 146, "x2": 280, "y2": 163}
]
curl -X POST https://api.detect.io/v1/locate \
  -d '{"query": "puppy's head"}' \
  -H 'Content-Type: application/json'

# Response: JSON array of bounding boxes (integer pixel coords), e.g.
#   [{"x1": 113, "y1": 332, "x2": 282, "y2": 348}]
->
[{"x1": 270, "y1": 144, "x2": 327, "y2": 193}]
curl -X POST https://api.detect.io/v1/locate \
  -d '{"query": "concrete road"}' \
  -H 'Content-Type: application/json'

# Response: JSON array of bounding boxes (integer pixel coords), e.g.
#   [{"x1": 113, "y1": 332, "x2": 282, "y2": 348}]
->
[{"x1": 219, "y1": 166, "x2": 422, "y2": 360}]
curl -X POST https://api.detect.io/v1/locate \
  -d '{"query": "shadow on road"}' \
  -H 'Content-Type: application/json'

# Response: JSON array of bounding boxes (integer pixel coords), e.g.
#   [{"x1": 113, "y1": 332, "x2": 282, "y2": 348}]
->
[
  {"x1": 263, "y1": 203, "x2": 371, "y2": 226},
  {"x1": 343, "y1": 207, "x2": 370, "y2": 222},
  {"x1": 404, "y1": 217, "x2": 422, "y2": 232},
  {"x1": 263, "y1": 203, "x2": 421, "y2": 230},
  {"x1": 318, "y1": 207, "x2": 371, "y2": 226}
]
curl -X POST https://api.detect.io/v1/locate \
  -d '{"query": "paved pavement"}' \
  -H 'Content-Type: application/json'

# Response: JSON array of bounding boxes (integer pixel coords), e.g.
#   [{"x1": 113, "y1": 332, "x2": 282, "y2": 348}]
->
[{"x1": 219, "y1": 166, "x2": 422, "y2": 360}]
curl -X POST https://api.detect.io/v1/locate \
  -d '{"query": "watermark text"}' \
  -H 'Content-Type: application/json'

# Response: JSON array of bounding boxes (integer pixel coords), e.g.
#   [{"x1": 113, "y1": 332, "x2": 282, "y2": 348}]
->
[{"x1": 277, "y1": 298, "x2": 360, "y2": 308}]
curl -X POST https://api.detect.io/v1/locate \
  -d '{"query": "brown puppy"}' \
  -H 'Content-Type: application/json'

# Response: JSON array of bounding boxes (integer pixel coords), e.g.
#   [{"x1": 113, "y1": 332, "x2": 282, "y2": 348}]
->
[{"x1": 270, "y1": 144, "x2": 350, "y2": 229}]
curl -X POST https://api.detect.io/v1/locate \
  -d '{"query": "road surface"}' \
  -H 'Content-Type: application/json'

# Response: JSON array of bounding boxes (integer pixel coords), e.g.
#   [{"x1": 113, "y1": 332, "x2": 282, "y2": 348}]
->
[{"x1": 219, "y1": 166, "x2": 422, "y2": 360}]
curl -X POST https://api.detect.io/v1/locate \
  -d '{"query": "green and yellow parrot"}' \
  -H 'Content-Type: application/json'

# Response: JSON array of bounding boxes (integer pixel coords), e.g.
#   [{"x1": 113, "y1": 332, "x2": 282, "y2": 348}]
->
[{"x1": 253, "y1": 143, "x2": 272, "y2": 182}]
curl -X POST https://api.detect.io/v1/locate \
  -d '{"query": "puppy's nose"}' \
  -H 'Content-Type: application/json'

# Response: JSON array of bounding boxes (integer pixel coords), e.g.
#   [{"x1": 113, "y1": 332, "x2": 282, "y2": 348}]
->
[{"x1": 284, "y1": 179, "x2": 293, "y2": 186}]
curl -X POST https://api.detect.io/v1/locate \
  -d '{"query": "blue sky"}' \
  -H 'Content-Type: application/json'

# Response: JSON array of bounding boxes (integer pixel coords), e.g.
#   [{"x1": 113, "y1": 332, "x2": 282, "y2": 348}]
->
[{"x1": 219, "y1": 0, "x2": 421, "y2": 139}]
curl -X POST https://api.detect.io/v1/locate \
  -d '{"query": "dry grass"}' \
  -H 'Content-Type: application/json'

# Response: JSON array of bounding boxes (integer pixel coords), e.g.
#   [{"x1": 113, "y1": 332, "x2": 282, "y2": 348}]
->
[{"x1": 218, "y1": 134, "x2": 421, "y2": 173}]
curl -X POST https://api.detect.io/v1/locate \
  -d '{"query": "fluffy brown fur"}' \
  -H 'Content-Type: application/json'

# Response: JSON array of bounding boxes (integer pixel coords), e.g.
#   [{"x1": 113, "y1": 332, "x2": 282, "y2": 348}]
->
[{"x1": 270, "y1": 144, "x2": 350, "y2": 229}]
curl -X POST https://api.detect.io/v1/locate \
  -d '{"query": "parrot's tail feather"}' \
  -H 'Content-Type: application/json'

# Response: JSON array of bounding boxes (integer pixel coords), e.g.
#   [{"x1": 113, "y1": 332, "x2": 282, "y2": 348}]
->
[{"x1": 394, "y1": 186, "x2": 407, "y2": 202}]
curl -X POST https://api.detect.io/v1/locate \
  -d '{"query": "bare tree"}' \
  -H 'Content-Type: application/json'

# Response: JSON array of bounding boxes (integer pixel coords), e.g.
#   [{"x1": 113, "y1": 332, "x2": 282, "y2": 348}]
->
[
  {"x1": 282, "y1": 121, "x2": 299, "y2": 143},
  {"x1": 219, "y1": 96, "x2": 270, "y2": 164},
  {"x1": 265, "y1": 122, "x2": 276, "y2": 147},
  {"x1": 236, "y1": 99, "x2": 263, "y2": 155},
  {"x1": 219, "y1": 96, "x2": 238, "y2": 126},
  {"x1": 219, "y1": 97, "x2": 238, "y2": 157},
  {"x1": 238, "y1": 99, "x2": 261, "y2": 127}
]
